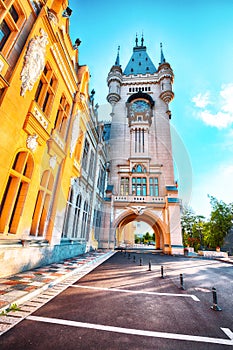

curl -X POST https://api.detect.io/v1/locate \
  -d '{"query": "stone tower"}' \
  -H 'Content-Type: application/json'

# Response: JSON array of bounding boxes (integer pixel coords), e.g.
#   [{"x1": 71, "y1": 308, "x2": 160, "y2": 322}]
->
[{"x1": 103, "y1": 36, "x2": 183, "y2": 255}]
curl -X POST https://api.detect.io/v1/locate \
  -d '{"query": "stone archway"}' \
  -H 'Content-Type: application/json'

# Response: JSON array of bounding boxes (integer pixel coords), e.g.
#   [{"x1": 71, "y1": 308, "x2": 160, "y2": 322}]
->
[{"x1": 113, "y1": 209, "x2": 171, "y2": 254}]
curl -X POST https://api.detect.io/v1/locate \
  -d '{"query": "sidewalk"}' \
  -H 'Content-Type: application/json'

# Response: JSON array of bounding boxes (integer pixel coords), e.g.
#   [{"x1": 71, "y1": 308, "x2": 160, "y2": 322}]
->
[{"x1": 0, "y1": 249, "x2": 115, "y2": 314}]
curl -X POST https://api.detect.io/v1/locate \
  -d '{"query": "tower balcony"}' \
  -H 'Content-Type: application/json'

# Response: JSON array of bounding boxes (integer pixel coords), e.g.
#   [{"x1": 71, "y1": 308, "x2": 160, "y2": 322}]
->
[
  {"x1": 160, "y1": 90, "x2": 174, "y2": 104},
  {"x1": 113, "y1": 195, "x2": 165, "y2": 205}
]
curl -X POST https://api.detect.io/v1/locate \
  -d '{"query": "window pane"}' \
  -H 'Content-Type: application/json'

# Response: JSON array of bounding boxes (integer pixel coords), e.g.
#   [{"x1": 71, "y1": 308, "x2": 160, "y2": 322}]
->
[
  {"x1": 9, "y1": 5, "x2": 19, "y2": 23},
  {"x1": 143, "y1": 184, "x2": 147, "y2": 196},
  {"x1": 0, "y1": 20, "x2": 11, "y2": 51}
]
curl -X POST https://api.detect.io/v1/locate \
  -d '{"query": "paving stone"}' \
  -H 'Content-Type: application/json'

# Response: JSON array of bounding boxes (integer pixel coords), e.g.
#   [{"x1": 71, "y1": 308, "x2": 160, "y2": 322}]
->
[
  {"x1": 0, "y1": 316, "x2": 20, "y2": 324},
  {"x1": 0, "y1": 323, "x2": 12, "y2": 332}
]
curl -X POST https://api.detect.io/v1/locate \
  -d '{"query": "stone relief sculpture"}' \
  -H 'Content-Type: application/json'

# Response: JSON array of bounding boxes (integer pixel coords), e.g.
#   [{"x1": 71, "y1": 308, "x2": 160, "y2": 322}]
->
[
  {"x1": 26, "y1": 134, "x2": 38, "y2": 152},
  {"x1": 49, "y1": 155, "x2": 57, "y2": 169},
  {"x1": 20, "y1": 28, "x2": 48, "y2": 96}
]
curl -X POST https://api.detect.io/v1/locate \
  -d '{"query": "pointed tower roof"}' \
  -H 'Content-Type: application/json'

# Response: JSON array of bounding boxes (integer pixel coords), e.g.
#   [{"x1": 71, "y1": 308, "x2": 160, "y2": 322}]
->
[
  {"x1": 123, "y1": 35, "x2": 157, "y2": 76},
  {"x1": 115, "y1": 46, "x2": 120, "y2": 66},
  {"x1": 159, "y1": 42, "x2": 166, "y2": 64}
]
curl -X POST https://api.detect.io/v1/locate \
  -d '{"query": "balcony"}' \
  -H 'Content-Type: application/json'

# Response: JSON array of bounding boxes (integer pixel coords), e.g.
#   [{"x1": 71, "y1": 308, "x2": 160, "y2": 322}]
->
[{"x1": 113, "y1": 195, "x2": 165, "y2": 204}]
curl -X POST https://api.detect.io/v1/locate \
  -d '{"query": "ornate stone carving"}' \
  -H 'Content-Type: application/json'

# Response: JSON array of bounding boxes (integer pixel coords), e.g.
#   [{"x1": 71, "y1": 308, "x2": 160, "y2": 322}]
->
[
  {"x1": 20, "y1": 28, "x2": 49, "y2": 96},
  {"x1": 49, "y1": 155, "x2": 57, "y2": 169},
  {"x1": 26, "y1": 134, "x2": 38, "y2": 152},
  {"x1": 126, "y1": 206, "x2": 152, "y2": 215},
  {"x1": 47, "y1": 10, "x2": 58, "y2": 25},
  {"x1": 70, "y1": 112, "x2": 80, "y2": 157}
]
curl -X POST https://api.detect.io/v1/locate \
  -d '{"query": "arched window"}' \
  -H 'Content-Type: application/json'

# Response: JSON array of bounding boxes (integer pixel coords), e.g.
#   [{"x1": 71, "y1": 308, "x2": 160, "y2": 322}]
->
[
  {"x1": 81, "y1": 201, "x2": 89, "y2": 239},
  {"x1": 30, "y1": 170, "x2": 54, "y2": 237},
  {"x1": 72, "y1": 194, "x2": 82, "y2": 238},
  {"x1": 0, "y1": 151, "x2": 34, "y2": 234},
  {"x1": 132, "y1": 164, "x2": 146, "y2": 173},
  {"x1": 62, "y1": 187, "x2": 74, "y2": 238}
]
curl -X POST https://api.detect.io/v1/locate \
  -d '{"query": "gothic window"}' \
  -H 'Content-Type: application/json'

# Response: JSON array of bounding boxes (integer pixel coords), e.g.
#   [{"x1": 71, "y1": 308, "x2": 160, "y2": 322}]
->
[
  {"x1": 149, "y1": 177, "x2": 159, "y2": 196},
  {"x1": 81, "y1": 201, "x2": 89, "y2": 239},
  {"x1": 30, "y1": 170, "x2": 54, "y2": 237},
  {"x1": 72, "y1": 194, "x2": 82, "y2": 238},
  {"x1": 88, "y1": 150, "x2": 95, "y2": 179},
  {"x1": 34, "y1": 63, "x2": 57, "y2": 117},
  {"x1": 132, "y1": 177, "x2": 147, "y2": 196},
  {"x1": 82, "y1": 138, "x2": 89, "y2": 171},
  {"x1": 54, "y1": 95, "x2": 70, "y2": 138},
  {"x1": 0, "y1": 2, "x2": 25, "y2": 55},
  {"x1": 93, "y1": 208, "x2": 102, "y2": 240},
  {"x1": 132, "y1": 164, "x2": 146, "y2": 173},
  {"x1": 120, "y1": 177, "x2": 129, "y2": 196},
  {"x1": 134, "y1": 128, "x2": 145, "y2": 153},
  {"x1": 0, "y1": 151, "x2": 34, "y2": 234},
  {"x1": 97, "y1": 165, "x2": 105, "y2": 196}
]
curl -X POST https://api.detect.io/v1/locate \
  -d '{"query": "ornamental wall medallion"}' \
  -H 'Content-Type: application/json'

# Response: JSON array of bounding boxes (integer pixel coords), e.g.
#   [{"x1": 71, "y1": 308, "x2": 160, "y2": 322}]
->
[
  {"x1": 26, "y1": 134, "x2": 38, "y2": 152},
  {"x1": 20, "y1": 28, "x2": 49, "y2": 96}
]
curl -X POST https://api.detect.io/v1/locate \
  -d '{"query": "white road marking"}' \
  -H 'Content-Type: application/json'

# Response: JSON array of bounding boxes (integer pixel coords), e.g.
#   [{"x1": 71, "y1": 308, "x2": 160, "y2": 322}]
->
[
  {"x1": 27, "y1": 315, "x2": 233, "y2": 346},
  {"x1": 71, "y1": 285, "x2": 200, "y2": 301}
]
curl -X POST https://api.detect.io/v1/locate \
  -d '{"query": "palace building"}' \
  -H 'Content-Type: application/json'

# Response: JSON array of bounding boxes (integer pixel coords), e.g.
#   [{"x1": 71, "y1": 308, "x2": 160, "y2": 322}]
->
[
  {"x1": 0, "y1": 2, "x2": 183, "y2": 277},
  {"x1": 100, "y1": 36, "x2": 183, "y2": 255}
]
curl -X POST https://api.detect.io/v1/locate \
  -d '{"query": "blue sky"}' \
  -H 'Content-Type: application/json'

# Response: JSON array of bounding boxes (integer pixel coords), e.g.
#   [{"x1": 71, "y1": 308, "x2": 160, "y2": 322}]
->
[{"x1": 69, "y1": 0, "x2": 233, "y2": 218}]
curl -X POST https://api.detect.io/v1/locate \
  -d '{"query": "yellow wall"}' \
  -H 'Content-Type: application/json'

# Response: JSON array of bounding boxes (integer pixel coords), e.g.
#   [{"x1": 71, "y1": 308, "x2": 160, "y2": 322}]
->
[{"x1": 0, "y1": 1, "x2": 90, "y2": 245}]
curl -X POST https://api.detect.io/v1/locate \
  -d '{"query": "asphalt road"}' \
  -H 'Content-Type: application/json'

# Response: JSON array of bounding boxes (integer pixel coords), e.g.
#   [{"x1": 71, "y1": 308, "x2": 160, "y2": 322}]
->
[{"x1": 0, "y1": 251, "x2": 233, "y2": 349}]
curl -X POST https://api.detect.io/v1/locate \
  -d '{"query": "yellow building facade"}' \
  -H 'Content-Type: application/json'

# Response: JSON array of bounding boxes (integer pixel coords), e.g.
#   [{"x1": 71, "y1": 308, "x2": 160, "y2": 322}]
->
[{"x1": 0, "y1": 0, "x2": 95, "y2": 277}]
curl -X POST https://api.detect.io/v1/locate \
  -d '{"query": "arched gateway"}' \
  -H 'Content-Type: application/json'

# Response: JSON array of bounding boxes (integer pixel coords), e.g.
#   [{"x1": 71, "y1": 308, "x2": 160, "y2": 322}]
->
[
  {"x1": 100, "y1": 37, "x2": 183, "y2": 255},
  {"x1": 114, "y1": 208, "x2": 167, "y2": 251}
]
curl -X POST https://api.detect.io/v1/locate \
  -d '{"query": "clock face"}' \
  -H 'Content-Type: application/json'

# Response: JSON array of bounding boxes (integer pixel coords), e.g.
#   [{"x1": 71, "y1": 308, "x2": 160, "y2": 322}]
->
[{"x1": 131, "y1": 100, "x2": 150, "y2": 112}]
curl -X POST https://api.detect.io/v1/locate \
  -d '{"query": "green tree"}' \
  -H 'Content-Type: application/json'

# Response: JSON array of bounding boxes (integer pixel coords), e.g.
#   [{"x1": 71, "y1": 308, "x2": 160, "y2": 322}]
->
[
  {"x1": 207, "y1": 196, "x2": 233, "y2": 248},
  {"x1": 181, "y1": 205, "x2": 207, "y2": 251}
]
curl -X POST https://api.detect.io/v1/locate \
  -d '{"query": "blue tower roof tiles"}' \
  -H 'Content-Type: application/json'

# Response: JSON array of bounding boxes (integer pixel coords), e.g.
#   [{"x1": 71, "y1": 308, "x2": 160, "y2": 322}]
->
[{"x1": 123, "y1": 44, "x2": 157, "y2": 76}]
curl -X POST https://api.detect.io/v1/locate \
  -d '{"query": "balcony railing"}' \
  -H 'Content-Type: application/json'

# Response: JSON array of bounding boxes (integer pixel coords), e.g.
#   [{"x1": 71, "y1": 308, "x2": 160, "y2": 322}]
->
[{"x1": 113, "y1": 195, "x2": 165, "y2": 204}]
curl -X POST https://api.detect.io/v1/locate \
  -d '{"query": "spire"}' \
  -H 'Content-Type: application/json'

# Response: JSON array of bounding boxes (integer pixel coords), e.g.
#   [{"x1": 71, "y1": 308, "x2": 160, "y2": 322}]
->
[
  {"x1": 141, "y1": 33, "x2": 144, "y2": 47},
  {"x1": 115, "y1": 46, "x2": 120, "y2": 66},
  {"x1": 135, "y1": 33, "x2": 138, "y2": 47},
  {"x1": 160, "y1": 42, "x2": 166, "y2": 64}
]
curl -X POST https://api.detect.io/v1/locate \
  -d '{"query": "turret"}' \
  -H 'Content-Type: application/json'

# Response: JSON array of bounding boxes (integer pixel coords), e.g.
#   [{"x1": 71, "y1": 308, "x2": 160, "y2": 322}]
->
[
  {"x1": 107, "y1": 46, "x2": 122, "y2": 108},
  {"x1": 158, "y1": 43, "x2": 174, "y2": 105}
]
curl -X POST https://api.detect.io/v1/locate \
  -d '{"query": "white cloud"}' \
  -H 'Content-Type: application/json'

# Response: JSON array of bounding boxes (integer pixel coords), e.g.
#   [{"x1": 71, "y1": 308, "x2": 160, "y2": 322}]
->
[
  {"x1": 192, "y1": 92, "x2": 210, "y2": 108},
  {"x1": 192, "y1": 83, "x2": 233, "y2": 129},
  {"x1": 199, "y1": 110, "x2": 233, "y2": 129}
]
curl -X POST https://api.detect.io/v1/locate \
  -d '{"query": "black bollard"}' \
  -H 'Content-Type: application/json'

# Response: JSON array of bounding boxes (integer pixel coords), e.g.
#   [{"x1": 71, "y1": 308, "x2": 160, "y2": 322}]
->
[
  {"x1": 139, "y1": 257, "x2": 143, "y2": 266},
  {"x1": 124, "y1": 249, "x2": 127, "y2": 257},
  {"x1": 180, "y1": 273, "x2": 185, "y2": 290},
  {"x1": 128, "y1": 253, "x2": 131, "y2": 259},
  {"x1": 133, "y1": 255, "x2": 136, "y2": 263},
  {"x1": 211, "y1": 287, "x2": 222, "y2": 311},
  {"x1": 148, "y1": 260, "x2": 151, "y2": 271},
  {"x1": 161, "y1": 265, "x2": 164, "y2": 278}
]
